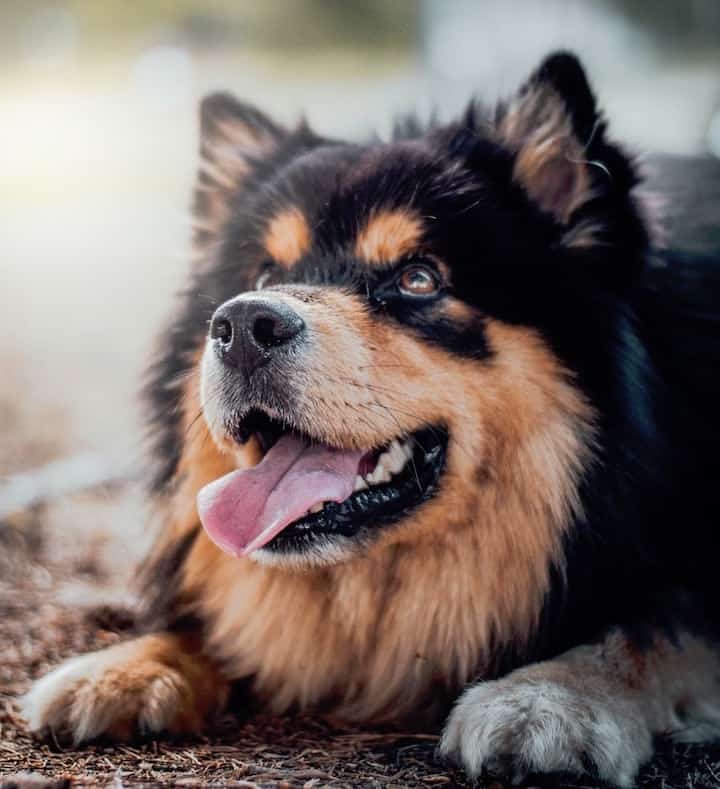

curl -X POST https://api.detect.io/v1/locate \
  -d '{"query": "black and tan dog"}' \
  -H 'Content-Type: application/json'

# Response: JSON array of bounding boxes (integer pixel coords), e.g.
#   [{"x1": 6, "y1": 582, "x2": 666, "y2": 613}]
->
[{"x1": 23, "y1": 52, "x2": 720, "y2": 786}]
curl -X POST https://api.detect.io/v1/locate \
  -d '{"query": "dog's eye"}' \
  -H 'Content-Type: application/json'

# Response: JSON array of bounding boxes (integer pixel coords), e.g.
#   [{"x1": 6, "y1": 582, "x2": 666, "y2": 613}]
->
[{"x1": 397, "y1": 265, "x2": 439, "y2": 298}]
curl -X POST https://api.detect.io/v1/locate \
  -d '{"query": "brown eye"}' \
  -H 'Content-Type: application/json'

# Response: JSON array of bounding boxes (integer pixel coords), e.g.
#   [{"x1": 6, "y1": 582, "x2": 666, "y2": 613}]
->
[{"x1": 397, "y1": 265, "x2": 439, "y2": 297}]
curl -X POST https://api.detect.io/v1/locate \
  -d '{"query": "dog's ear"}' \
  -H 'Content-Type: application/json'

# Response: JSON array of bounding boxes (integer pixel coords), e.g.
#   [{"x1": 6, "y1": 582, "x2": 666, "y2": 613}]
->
[
  {"x1": 193, "y1": 93, "x2": 288, "y2": 246},
  {"x1": 199, "y1": 92, "x2": 287, "y2": 181},
  {"x1": 496, "y1": 52, "x2": 604, "y2": 225}
]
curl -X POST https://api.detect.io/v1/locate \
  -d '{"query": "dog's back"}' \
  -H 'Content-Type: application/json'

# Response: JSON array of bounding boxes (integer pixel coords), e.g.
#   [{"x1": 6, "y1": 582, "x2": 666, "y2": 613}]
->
[
  {"x1": 638, "y1": 155, "x2": 720, "y2": 608},
  {"x1": 641, "y1": 154, "x2": 720, "y2": 401}
]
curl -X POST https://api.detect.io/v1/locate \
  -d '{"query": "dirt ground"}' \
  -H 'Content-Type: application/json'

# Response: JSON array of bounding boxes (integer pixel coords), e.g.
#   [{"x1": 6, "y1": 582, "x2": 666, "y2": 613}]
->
[{"x1": 1, "y1": 489, "x2": 720, "y2": 789}]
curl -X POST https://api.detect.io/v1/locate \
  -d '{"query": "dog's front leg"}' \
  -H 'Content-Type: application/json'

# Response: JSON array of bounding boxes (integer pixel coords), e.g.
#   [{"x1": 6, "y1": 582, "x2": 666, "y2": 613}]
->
[
  {"x1": 22, "y1": 632, "x2": 229, "y2": 744},
  {"x1": 440, "y1": 627, "x2": 720, "y2": 787}
]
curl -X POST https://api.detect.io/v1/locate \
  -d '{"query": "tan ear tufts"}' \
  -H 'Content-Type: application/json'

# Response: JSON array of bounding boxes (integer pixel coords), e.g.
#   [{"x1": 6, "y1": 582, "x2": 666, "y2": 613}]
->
[
  {"x1": 499, "y1": 86, "x2": 592, "y2": 225},
  {"x1": 192, "y1": 93, "x2": 287, "y2": 250}
]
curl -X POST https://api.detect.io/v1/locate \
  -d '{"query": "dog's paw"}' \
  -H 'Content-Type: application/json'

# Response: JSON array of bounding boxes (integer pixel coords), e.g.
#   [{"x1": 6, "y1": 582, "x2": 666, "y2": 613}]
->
[
  {"x1": 440, "y1": 676, "x2": 652, "y2": 787},
  {"x1": 22, "y1": 635, "x2": 227, "y2": 744}
]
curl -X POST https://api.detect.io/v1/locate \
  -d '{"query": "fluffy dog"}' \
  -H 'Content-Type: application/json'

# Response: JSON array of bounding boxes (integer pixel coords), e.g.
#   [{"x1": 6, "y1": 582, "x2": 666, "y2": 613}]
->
[{"x1": 23, "y1": 52, "x2": 720, "y2": 786}]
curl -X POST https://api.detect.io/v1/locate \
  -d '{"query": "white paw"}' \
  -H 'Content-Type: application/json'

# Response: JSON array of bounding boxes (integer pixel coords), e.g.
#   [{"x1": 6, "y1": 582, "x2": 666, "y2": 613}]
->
[
  {"x1": 22, "y1": 643, "x2": 200, "y2": 745},
  {"x1": 440, "y1": 676, "x2": 652, "y2": 787}
]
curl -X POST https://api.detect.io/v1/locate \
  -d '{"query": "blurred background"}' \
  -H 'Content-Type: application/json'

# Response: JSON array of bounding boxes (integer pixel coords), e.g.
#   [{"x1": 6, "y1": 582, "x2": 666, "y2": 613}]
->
[{"x1": 1, "y1": 0, "x2": 719, "y2": 578}]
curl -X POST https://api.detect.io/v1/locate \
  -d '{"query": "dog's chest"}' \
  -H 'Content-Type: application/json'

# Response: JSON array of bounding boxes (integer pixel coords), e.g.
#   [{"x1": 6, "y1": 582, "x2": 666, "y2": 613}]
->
[{"x1": 199, "y1": 544, "x2": 496, "y2": 721}]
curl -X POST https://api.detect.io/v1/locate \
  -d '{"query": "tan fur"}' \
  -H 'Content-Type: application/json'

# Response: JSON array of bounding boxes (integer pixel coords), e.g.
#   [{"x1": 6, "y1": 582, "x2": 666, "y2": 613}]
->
[
  {"x1": 23, "y1": 285, "x2": 596, "y2": 741},
  {"x1": 441, "y1": 297, "x2": 480, "y2": 323},
  {"x1": 181, "y1": 288, "x2": 595, "y2": 722},
  {"x1": 263, "y1": 207, "x2": 312, "y2": 268},
  {"x1": 498, "y1": 84, "x2": 592, "y2": 224},
  {"x1": 22, "y1": 633, "x2": 228, "y2": 743},
  {"x1": 355, "y1": 209, "x2": 425, "y2": 265}
]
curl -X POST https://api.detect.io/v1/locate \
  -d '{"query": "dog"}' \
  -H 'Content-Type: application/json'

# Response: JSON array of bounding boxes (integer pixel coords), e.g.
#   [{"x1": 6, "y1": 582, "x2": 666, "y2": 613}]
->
[{"x1": 22, "y1": 51, "x2": 720, "y2": 786}]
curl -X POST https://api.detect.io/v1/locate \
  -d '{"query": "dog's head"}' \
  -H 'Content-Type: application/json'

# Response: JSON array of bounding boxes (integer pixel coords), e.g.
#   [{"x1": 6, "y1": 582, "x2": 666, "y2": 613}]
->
[{"x1": 162, "y1": 53, "x2": 647, "y2": 573}]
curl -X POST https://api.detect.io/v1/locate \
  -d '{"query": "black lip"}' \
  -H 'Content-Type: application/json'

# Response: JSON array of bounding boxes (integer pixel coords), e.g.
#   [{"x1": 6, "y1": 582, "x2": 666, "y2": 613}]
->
[{"x1": 264, "y1": 425, "x2": 448, "y2": 555}]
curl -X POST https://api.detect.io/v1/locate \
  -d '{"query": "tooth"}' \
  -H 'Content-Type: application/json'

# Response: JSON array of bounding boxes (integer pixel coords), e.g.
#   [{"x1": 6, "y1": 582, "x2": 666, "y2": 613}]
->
[
  {"x1": 354, "y1": 475, "x2": 367, "y2": 491},
  {"x1": 309, "y1": 503, "x2": 324, "y2": 514},
  {"x1": 381, "y1": 447, "x2": 396, "y2": 474},
  {"x1": 400, "y1": 442, "x2": 412, "y2": 463},
  {"x1": 386, "y1": 441, "x2": 407, "y2": 474},
  {"x1": 368, "y1": 461, "x2": 392, "y2": 485}
]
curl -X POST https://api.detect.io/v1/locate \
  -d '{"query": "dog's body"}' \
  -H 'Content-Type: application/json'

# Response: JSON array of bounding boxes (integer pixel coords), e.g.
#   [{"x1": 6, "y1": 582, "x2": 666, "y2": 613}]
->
[{"x1": 23, "y1": 53, "x2": 720, "y2": 786}]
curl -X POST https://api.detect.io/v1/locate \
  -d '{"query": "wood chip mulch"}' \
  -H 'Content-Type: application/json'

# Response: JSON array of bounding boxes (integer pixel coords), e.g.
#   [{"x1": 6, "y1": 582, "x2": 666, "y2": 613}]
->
[{"x1": 2, "y1": 511, "x2": 720, "y2": 788}]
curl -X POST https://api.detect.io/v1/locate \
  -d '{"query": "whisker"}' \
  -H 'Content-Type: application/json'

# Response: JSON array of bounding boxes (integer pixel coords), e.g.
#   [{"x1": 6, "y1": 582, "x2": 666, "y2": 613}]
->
[
  {"x1": 357, "y1": 363, "x2": 415, "y2": 371},
  {"x1": 355, "y1": 401, "x2": 423, "y2": 492},
  {"x1": 354, "y1": 397, "x2": 473, "y2": 464},
  {"x1": 195, "y1": 293, "x2": 220, "y2": 305},
  {"x1": 184, "y1": 409, "x2": 205, "y2": 438},
  {"x1": 329, "y1": 376, "x2": 416, "y2": 401}
]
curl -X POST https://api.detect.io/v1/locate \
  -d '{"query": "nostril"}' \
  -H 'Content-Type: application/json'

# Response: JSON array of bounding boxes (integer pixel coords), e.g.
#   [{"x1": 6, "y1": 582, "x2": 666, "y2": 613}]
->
[
  {"x1": 251, "y1": 309, "x2": 305, "y2": 348},
  {"x1": 211, "y1": 317, "x2": 233, "y2": 345},
  {"x1": 252, "y1": 316, "x2": 279, "y2": 348}
]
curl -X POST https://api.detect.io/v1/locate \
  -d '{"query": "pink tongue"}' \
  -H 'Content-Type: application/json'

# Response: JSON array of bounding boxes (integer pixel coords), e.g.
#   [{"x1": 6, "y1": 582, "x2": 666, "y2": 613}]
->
[{"x1": 197, "y1": 434, "x2": 364, "y2": 556}]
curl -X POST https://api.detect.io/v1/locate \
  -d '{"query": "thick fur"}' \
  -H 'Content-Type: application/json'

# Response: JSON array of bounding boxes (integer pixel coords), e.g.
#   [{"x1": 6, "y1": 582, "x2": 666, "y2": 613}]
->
[{"x1": 22, "y1": 52, "x2": 720, "y2": 785}]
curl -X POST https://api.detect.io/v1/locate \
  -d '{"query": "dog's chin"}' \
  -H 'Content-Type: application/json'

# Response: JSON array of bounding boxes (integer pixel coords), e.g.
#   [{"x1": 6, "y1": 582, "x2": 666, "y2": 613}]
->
[
  {"x1": 248, "y1": 533, "x2": 362, "y2": 569},
  {"x1": 201, "y1": 405, "x2": 449, "y2": 569}
]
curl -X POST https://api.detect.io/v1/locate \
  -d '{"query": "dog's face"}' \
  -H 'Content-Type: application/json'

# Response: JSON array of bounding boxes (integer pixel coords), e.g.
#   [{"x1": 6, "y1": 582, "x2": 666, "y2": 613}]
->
[{"x1": 180, "y1": 54, "x2": 645, "y2": 570}]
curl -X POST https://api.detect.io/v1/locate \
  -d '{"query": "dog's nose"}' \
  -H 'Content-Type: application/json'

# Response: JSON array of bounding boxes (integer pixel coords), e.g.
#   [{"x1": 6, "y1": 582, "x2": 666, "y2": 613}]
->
[{"x1": 209, "y1": 297, "x2": 306, "y2": 375}]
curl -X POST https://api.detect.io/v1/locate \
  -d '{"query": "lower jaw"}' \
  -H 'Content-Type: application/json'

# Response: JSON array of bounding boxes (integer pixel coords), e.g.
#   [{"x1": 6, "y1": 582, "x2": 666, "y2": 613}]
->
[{"x1": 262, "y1": 426, "x2": 448, "y2": 557}]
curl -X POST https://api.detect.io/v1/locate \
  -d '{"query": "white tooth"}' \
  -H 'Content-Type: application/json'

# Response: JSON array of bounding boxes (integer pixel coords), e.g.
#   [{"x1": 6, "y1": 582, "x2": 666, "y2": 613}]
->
[
  {"x1": 354, "y1": 475, "x2": 367, "y2": 491},
  {"x1": 401, "y1": 440, "x2": 413, "y2": 460},
  {"x1": 382, "y1": 446, "x2": 397, "y2": 474},
  {"x1": 309, "y1": 502, "x2": 324, "y2": 514},
  {"x1": 372, "y1": 456, "x2": 388, "y2": 478},
  {"x1": 386, "y1": 441, "x2": 407, "y2": 474},
  {"x1": 369, "y1": 461, "x2": 392, "y2": 485}
]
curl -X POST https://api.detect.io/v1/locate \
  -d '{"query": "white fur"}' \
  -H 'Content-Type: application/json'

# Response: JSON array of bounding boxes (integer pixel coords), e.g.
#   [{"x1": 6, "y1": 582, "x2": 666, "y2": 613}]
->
[
  {"x1": 441, "y1": 632, "x2": 720, "y2": 786},
  {"x1": 250, "y1": 534, "x2": 360, "y2": 569},
  {"x1": 441, "y1": 675, "x2": 650, "y2": 786},
  {"x1": 22, "y1": 640, "x2": 191, "y2": 745}
]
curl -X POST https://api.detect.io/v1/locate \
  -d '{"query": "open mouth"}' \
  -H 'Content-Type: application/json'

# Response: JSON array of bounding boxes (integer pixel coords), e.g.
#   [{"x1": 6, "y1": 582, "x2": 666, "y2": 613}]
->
[{"x1": 196, "y1": 408, "x2": 447, "y2": 557}]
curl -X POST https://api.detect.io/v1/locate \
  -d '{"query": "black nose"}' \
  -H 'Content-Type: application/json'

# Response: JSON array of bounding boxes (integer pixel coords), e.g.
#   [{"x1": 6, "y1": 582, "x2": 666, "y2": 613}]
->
[{"x1": 209, "y1": 297, "x2": 306, "y2": 376}]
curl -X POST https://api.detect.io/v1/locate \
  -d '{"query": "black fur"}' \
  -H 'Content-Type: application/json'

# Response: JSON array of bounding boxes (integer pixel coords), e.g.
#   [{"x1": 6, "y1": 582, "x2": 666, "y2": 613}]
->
[{"x1": 144, "y1": 52, "x2": 720, "y2": 661}]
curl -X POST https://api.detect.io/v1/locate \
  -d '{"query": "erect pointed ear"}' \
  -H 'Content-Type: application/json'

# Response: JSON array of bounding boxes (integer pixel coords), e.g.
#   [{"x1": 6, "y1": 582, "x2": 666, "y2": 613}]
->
[
  {"x1": 193, "y1": 93, "x2": 288, "y2": 246},
  {"x1": 496, "y1": 52, "x2": 605, "y2": 225}
]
